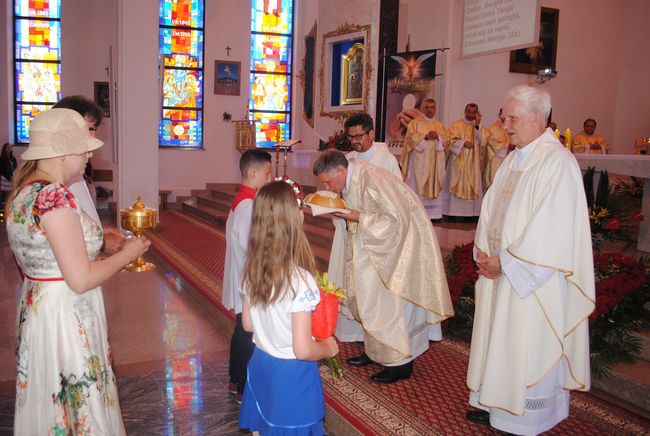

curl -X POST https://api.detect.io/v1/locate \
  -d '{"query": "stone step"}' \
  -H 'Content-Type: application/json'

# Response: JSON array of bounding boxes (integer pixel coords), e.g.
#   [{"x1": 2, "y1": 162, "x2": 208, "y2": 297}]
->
[
  {"x1": 592, "y1": 358, "x2": 650, "y2": 415},
  {"x1": 196, "y1": 193, "x2": 231, "y2": 213},
  {"x1": 182, "y1": 198, "x2": 332, "y2": 272}
]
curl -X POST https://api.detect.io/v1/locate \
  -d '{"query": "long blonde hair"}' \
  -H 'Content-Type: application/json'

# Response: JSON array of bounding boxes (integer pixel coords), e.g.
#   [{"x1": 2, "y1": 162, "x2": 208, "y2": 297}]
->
[
  {"x1": 243, "y1": 181, "x2": 315, "y2": 308},
  {"x1": 5, "y1": 160, "x2": 38, "y2": 214}
]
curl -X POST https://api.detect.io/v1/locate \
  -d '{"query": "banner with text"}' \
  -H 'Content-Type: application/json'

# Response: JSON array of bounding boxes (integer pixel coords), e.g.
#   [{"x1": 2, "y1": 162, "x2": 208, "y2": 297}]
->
[{"x1": 461, "y1": 0, "x2": 540, "y2": 58}]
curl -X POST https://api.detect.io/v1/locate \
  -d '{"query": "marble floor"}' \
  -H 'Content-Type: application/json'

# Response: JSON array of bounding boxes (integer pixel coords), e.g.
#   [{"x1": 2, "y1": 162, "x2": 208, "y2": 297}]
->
[
  {"x1": 0, "y1": 210, "x2": 482, "y2": 435},
  {"x1": 0, "y1": 218, "x2": 243, "y2": 434}
]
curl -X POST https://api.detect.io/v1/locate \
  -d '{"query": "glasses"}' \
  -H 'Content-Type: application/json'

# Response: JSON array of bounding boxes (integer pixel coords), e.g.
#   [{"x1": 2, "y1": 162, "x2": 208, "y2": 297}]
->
[{"x1": 346, "y1": 131, "x2": 370, "y2": 142}]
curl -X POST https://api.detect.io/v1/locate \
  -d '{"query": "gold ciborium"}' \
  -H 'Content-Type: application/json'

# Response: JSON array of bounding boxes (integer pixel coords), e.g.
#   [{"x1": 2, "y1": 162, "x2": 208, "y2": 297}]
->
[{"x1": 120, "y1": 196, "x2": 158, "y2": 272}]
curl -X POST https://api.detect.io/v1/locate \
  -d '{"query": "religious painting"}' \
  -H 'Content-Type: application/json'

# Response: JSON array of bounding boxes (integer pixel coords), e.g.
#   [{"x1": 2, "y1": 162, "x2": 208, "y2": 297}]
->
[
  {"x1": 94, "y1": 81, "x2": 110, "y2": 118},
  {"x1": 509, "y1": 7, "x2": 559, "y2": 75},
  {"x1": 214, "y1": 60, "x2": 241, "y2": 96},
  {"x1": 298, "y1": 21, "x2": 317, "y2": 127},
  {"x1": 341, "y1": 42, "x2": 364, "y2": 105}
]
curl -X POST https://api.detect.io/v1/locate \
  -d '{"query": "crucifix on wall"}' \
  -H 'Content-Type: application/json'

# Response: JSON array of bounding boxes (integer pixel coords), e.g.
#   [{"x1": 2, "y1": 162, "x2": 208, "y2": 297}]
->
[{"x1": 226, "y1": 45, "x2": 231, "y2": 56}]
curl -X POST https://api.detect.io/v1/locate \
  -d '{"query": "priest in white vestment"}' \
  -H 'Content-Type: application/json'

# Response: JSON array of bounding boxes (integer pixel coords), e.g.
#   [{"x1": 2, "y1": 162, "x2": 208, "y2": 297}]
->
[
  {"x1": 466, "y1": 85, "x2": 595, "y2": 435},
  {"x1": 329, "y1": 113, "x2": 401, "y2": 344},
  {"x1": 314, "y1": 149, "x2": 453, "y2": 384},
  {"x1": 400, "y1": 98, "x2": 448, "y2": 221}
]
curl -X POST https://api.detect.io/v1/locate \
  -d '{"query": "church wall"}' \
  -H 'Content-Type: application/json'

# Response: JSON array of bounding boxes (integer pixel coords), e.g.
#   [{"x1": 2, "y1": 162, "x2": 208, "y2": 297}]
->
[
  {"x1": 60, "y1": 0, "x2": 117, "y2": 172},
  {"x1": 399, "y1": 0, "x2": 646, "y2": 155},
  {"x1": 612, "y1": 0, "x2": 650, "y2": 151},
  {"x1": 158, "y1": 0, "x2": 252, "y2": 201}
]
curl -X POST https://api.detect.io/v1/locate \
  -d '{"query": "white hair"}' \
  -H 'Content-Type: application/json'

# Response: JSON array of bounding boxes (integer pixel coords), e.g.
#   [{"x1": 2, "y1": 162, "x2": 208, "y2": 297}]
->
[{"x1": 506, "y1": 85, "x2": 551, "y2": 120}]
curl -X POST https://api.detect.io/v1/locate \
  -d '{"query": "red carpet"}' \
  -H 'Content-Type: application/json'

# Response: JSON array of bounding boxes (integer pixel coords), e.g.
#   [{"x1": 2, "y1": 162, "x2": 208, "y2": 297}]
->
[
  {"x1": 149, "y1": 209, "x2": 650, "y2": 435},
  {"x1": 148, "y1": 210, "x2": 233, "y2": 321}
]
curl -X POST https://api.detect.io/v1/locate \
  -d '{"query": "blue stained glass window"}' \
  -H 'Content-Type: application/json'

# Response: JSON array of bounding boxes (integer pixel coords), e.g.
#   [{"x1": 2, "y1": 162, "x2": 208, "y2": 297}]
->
[
  {"x1": 13, "y1": 0, "x2": 61, "y2": 143},
  {"x1": 159, "y1": 0, "x2": 205, "y2": 148},
  {"x1": 250, "y1": 0, "x2": 294, "y2": 148}
]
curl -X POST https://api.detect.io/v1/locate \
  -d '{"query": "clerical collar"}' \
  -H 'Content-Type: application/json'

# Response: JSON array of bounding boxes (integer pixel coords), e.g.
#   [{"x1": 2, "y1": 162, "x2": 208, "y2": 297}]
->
[
  {"x1": 356, "y1": 143, "x2": 376, "y2": 161},
  {"x1": 424, "y1": 115, "x2": 436, "y2": 121},
  {"x1": 513, "y1": 132, "x2": 544, "y2": 169},
  {"x1": 343, "y1": 161, "x2": 355, "y2": 197}
]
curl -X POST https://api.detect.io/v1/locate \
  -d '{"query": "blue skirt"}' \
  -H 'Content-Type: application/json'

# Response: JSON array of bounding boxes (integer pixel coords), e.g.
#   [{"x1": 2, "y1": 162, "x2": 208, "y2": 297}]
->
[{"x1": 238, "y1": 347, "x2": 325, "y2": 435}]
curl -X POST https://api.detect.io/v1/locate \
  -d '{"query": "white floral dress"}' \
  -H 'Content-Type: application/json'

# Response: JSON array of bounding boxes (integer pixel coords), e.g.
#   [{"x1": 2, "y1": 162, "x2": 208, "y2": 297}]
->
[{"x1": 6, "y1": 181, "x2": 125, "y2": 435}]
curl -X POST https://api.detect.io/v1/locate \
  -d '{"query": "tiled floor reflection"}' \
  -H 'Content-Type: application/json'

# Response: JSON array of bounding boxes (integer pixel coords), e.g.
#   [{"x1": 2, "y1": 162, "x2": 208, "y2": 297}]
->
[{"x1": 0, "y1": 219, "x2": 242, "y2": 435}]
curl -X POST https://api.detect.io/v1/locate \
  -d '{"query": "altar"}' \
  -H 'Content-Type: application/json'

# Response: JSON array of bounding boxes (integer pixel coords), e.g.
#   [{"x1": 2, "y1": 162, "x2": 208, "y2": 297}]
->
[{"x1": 574, "y1": 154, "x2": 650, "y2": 252}]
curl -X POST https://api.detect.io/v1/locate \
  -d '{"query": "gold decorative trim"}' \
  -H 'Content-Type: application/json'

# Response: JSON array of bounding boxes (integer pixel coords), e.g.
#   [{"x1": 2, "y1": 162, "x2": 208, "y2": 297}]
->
[
  {"x1": 340, "y1": 42, "x2": 364, "y2": 106},
  {"x1": 319, "y1": 22, "x2": 372, "y2": 121}
]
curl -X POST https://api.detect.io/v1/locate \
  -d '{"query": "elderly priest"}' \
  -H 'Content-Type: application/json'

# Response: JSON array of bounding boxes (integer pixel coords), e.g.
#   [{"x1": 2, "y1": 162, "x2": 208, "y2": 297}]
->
[{"x1": 466, "y1": 85, "x2": 595, "y2": 434}]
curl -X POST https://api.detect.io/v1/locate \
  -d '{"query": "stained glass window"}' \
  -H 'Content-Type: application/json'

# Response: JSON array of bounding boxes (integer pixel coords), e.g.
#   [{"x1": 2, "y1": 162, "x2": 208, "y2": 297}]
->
[
  {"x1": 250, "y1": 0, "x2": 294, "y2": 147},
  {"x1": 159, "y1": 0, "x2": 205, "y2": 148},
  {"x1": 14, "y1": 0, "x2": 62, "y2": 144}
]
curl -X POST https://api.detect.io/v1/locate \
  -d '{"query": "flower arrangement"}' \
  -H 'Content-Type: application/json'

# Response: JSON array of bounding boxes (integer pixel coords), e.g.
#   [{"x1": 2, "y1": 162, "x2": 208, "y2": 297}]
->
[
  {"x1": 318, "y1": 130, "x2": 353, "y2": 152},
  {"x1": 584, "y1": 168, "x2": 643, "y2": 249},
  {"x1": 312, "y1": 272, "x2": 346, "y2": 378},
  {"x1": 444, "y1": 243, "x2": 650, "y2": 380},
  {"x1": 275, "y1": 176, "x2": 303, "y2": 207}
]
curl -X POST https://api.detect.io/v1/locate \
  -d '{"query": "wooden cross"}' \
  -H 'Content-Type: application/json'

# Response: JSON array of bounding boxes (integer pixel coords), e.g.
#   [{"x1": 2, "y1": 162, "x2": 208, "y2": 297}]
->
[{"x1": 226, "y1": 45, "x2": 231, "y2": 56}]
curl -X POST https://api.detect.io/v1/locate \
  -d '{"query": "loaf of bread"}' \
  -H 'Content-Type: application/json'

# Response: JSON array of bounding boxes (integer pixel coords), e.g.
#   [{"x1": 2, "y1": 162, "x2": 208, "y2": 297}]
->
[{"x1": 304, "y1": 191, "x2": 347, "y2": 209}]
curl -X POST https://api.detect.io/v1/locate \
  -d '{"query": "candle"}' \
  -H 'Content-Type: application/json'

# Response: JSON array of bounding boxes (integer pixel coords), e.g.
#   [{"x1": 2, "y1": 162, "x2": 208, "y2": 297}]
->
[
  {"x1": 554, "y1": 129, "x2": 561, "y2": 139},
  {"x1": 564, "y1": 129, "x2": 572, "y2": 149}
]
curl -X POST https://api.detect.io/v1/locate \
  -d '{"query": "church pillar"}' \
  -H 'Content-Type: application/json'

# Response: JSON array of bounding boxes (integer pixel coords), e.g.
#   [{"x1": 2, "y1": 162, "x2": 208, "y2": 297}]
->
[{"x1": 114, "y1": 0, "x2": 159, "y2": 217}]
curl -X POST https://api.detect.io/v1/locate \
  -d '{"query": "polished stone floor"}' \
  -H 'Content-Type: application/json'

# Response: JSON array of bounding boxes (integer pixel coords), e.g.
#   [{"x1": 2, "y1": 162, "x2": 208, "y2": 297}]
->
[{"x1": 0, "y1": 218, "x2": 243, "y2": 434}]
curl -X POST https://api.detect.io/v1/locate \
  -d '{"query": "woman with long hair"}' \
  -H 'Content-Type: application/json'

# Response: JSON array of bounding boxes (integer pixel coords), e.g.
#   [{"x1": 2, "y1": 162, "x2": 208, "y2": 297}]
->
[{"x1": 238, "y1": 181, "x2": 338, "y2": 435}]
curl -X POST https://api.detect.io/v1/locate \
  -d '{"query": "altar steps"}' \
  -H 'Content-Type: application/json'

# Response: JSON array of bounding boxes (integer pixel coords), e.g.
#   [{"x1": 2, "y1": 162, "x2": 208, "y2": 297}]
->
[
  {"x1": 592, "y1": 327, "x2": 650, "y2": 417},
  {"x1": 181, "y1": 183, "x2": 335, "y2": 271}
]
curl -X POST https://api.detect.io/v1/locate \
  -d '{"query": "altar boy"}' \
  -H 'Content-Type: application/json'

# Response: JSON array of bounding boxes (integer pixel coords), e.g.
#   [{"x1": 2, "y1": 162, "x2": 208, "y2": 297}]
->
[{"x1": 223, "y1": 149, "x2": 272, "y2": 401}]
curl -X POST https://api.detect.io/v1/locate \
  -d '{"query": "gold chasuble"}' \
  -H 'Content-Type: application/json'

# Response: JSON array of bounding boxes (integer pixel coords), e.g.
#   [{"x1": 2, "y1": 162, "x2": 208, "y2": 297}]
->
[
  {"x1": 343, "y1": 159, "x2": 453, "y2": 364},
  {"x1": 468, "y1": 130, "x2": 595, "y2": 416},
  {"x1": 448, "y1": 119, "x2": 481, "y2": 200},
  {"x1": 572, "y1": 132, "x2": 609, "y2": 154},
  {"x1": 481, "y1": 121, "x2": 509, "y2": 190},
  {"x1": 400, "y1": 117, "x2": 448, "y2": 199}
]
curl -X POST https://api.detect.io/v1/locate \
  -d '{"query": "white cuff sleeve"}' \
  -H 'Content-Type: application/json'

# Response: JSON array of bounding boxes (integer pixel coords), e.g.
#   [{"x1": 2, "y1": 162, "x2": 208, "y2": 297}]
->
[
  {"x1": 414, "y1": 139, "x2": 428, "y2": 152},
  {"x1": 434, "y1": 138, "x2": 444, "y2": 151},
  {"x1": 451, "y1": 140, "x2": 464, "y2": 155},
  {"x1": 500, "y1": 249, "x2": 555, "y2": 299},
  {"x1": 496, "y1": 147, "x2": 508, "y2": 158}
]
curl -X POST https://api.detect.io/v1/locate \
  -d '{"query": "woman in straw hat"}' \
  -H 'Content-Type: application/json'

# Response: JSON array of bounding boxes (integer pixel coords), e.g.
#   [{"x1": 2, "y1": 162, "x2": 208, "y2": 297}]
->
[{"x1": 5, "y1": 108, "x2": 149, "y2": 435}]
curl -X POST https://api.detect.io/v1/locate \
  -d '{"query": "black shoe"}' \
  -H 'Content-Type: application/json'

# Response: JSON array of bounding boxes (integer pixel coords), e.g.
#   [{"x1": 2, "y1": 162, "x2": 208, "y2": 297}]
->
[
  {"x1": 465, "y1": 410, "x2": 490, "y2": 425},
  {"x1": 431, "y1": 218, "x2": 442, "y2": 224},
  {"x1": 369, "y1": 361, "x2": 413, "y2": 384},
  {"x1": 346, "y1": 353, "x2": 373, "y2": 367}
]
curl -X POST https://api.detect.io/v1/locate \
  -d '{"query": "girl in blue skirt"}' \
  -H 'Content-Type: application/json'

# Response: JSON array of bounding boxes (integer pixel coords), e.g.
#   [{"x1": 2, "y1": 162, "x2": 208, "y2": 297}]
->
[{"x1": 238, "y1": 181, "x2": 339, "y2": 435}]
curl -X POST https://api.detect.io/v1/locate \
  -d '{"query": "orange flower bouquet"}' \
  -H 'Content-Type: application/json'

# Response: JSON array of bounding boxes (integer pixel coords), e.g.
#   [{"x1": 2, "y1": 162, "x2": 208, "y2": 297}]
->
[{"x1": 312, "y1": 272, "x2": 346, "y2": 378}]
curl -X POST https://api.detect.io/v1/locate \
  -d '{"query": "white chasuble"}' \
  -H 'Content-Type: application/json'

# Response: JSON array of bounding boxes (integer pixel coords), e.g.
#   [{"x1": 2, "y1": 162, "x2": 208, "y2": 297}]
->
[
  {"x1": 343, "y1": 159, "x2": 453, "y2": 364},
  {"x1": 467, "y1": 130, "x2": 595, "y2": 433}
]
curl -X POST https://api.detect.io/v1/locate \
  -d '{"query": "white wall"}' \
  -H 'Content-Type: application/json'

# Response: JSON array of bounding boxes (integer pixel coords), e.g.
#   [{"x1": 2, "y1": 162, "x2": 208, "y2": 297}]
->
[
  {"x1": 60, "y1": 0, "x2": 117, "y2": 171},
  {"x1": 612, "y1": 0, "x2": 650, "y2": 151}
]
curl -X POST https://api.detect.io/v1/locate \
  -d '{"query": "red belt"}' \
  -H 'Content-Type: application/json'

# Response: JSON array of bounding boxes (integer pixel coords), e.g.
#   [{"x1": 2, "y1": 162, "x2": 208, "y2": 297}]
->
[{"x1": 24, "y1": 274, "x2": 64, "y2": 282}]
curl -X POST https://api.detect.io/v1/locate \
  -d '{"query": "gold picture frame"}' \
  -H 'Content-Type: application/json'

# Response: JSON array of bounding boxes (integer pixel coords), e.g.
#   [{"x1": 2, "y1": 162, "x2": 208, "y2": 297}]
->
[
  {"x1": 341, "y1": 42, "x2": 364, "y2": 105},
  {"x1": 319, "y1": 22, "x2": 372, "y2": 122}
]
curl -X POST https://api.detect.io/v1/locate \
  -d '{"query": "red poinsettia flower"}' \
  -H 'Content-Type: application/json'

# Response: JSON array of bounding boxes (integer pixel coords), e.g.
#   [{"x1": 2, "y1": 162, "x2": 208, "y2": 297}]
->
[{"x1": 602, "y1": 217, "x2": 621, "y2": 230}]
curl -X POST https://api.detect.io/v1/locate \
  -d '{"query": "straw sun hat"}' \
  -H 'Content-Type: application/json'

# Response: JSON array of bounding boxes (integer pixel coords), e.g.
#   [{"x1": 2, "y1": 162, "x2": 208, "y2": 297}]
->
[{"x1": 21, "y1": 108, "x2": 103, "y2": 160}]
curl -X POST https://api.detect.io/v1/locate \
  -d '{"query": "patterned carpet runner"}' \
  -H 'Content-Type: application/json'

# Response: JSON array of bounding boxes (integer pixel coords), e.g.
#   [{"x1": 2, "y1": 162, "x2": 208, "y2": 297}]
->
[{"x1": 149, "y1": 210, "x2": 650, "y2": 435}]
